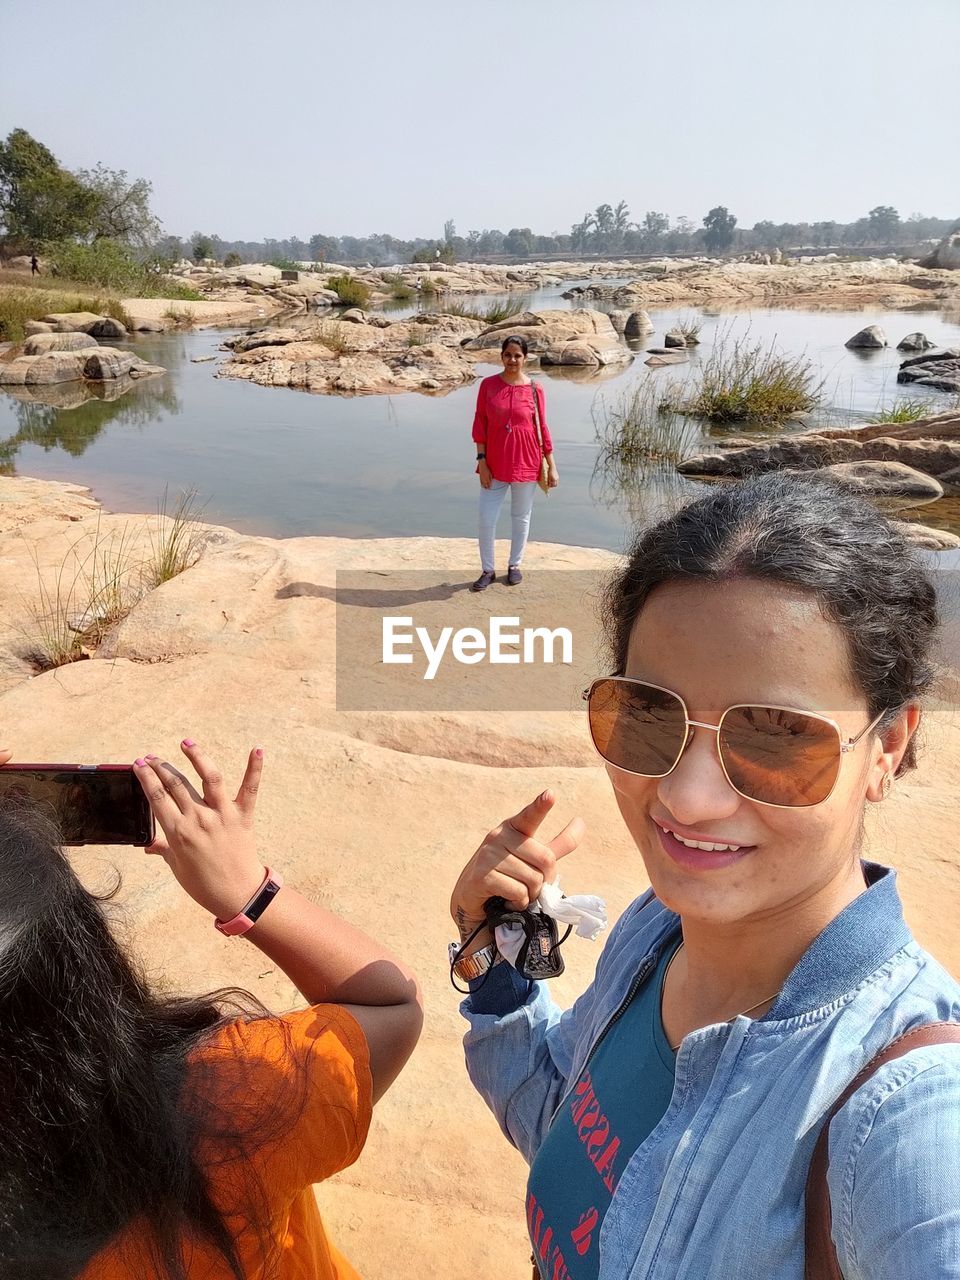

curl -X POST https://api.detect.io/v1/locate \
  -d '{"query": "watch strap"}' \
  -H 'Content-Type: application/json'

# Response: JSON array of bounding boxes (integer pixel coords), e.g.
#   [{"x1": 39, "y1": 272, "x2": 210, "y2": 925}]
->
[
  {"x1": 215, "y1": 867, "x2": 283, "y2": 936},
  {"x1": 448, "y1": 941, "x2": 497, "y2": 982}
]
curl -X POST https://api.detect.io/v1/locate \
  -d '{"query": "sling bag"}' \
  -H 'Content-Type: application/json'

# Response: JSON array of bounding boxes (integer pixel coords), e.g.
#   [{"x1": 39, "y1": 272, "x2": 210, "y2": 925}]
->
[{"x1": 805, "y1": 1020, "x2": 960, "y2": 1278}]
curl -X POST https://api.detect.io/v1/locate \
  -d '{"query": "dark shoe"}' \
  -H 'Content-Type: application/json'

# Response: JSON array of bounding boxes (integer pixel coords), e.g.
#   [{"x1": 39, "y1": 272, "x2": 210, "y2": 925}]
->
[
  {"x1": 506, "y1": 566, "x2": 523, "y2": 586},
  {"x1": 470, "y1": 570, "x2": 496, "y2": 592}
]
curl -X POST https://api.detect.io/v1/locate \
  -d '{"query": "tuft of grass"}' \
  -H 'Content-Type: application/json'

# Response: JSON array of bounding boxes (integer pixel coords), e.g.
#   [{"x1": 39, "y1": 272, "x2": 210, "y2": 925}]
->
[
  {"x1": 406, "y1": 325, "x2": 427, "y2": 347},
  {"x1": 390, "y1": 282, "x2": 414, "y2": 300},
  {"x1": 269, "y1": 257, "x2": 302, "y2": 272},
  {"x1": 593, "y1": 378, "x2": 701, "y2": 476},
  {"x1": 143, "y1": 488, "x2": 206, "y2": 589},
  {"x1": 870, "y1": 397, "x2": 930, "y2": 424},
  {"x1": 326, "y1": 275, "x2": 371, "y2": 308},
  {"x1": 162, "y1": 305, "x2": 195, "y2": 328},
  {"x1": 442, "y1": 298, "x2": 526, "y2": 325},
  {"x1": 21, "y1": 496, "x2": 208, "y2": 670},
  {"x1": 317, "y1": 321, "x2": 351, "y2": 355},
  {"x1": 667, "y1": 333, "x2": 823, "y2": 423},
  {"x1": 673, "y1": 315, "x2": 702, "y2": 344},
  {"x1": 21, "y1": 516, "x2": 141, "y2": 670}
]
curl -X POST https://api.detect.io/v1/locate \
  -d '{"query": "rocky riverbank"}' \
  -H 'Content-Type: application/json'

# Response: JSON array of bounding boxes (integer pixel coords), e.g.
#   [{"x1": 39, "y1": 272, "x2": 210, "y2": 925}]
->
[
  {"x1": 565, "y1": 258, "x2": 960, "y2": 312},
  {"x1": 2, "y1": 472, "x2": 960, "y2": 1279}
]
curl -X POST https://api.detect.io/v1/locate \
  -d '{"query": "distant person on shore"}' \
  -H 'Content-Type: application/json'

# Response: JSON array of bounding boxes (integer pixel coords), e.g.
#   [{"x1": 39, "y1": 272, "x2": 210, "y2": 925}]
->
[
  {"x1": 451, "y1": 473, "x2": 960, "y2": 1278},
  {"x1": 0, "y1": 740, "x2": 422, "y2": 1280},
  {"x1": 470, "y1": 335, "x2": 558, "y2": 591},
  {"x1": 30, "y1": 253, "x2": 39, "y2": 275}
]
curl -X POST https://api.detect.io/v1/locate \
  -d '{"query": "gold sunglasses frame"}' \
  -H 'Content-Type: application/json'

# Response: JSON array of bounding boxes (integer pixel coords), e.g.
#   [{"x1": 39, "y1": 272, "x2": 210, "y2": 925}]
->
[{"x1": 582, "y1": 677, "x2": 886, "y2": 810}]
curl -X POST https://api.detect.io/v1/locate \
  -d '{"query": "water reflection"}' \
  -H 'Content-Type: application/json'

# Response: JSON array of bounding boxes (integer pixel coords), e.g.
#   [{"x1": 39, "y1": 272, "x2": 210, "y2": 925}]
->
[{"x1": 0, "y1": 375, "x2": 180, "y2": 471}]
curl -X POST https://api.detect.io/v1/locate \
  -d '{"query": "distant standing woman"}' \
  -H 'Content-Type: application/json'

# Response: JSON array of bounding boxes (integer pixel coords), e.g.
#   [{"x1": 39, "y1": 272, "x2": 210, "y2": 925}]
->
[{"x1": 471, "y1": 336, "x2": 558, "y2": 591}]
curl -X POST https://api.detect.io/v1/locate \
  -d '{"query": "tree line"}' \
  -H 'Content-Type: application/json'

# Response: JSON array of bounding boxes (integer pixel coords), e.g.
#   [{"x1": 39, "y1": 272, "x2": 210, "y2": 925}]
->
[
  {"x1": 1, "y1": 129, "x2": 956, "y2": 274},
  {"x1": 181, "y1": 203, "x2": 958, "y2": 268}
]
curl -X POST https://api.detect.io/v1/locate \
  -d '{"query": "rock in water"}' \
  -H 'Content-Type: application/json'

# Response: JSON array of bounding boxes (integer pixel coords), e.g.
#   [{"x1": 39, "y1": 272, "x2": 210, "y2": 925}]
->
[
  {"x1": 897, "y1": 349, "x2": 960, "y2": 394},
  {"x1": 845, "y1": 325, "x2": 887, "y2": 349},
  {"x1": 892, "y1": 521, "x2": 960, "y2": 550},
  {"x1": 664, "y1": 331, "x2": 686, "y2": 348},
  {"x1": 23, "y1": 332, "x2": 98, "y2": 355},
  {"x1": 624, "y1": 309, "x2": 653, "y2": 338},
  {"x1": 822, "y1": 461, "x2": 944, "y2": 507},
  {"x1": 86, "y1": 316, "x2": 127, "y2": 340},
  {"x1": 897, "y1": 332, "x2": 935, "y2": 352}
]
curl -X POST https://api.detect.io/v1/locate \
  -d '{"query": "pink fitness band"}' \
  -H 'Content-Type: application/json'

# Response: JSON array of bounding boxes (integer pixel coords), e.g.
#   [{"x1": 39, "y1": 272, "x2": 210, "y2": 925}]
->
[{"x1": 214, "y1": 867, "x2": 284, "y2": 936}]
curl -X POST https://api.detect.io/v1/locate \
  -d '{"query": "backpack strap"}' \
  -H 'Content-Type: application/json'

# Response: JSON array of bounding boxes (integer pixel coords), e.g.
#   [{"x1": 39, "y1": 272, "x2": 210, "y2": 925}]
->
[{"x1": 805, "y1": 1021, "x2": 960, "y2": 1279}]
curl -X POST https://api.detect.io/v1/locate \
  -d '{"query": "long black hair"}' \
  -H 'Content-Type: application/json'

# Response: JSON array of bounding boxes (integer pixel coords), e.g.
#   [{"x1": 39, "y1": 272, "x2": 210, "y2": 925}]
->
[
  {"x1": 0, "y1": 804, "x2": 297, "y2": 1279},
  {"x1": 602, "y1": 472, "x2": 938, "y2": 773}
]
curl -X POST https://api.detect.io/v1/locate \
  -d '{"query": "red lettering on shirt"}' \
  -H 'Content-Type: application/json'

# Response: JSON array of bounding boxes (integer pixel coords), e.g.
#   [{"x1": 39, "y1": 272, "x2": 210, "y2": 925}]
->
[
  {"x1": 568, "y1": 1069, "x2": 623, "y2": 1192},
  {"x1": 570, "y1": 1206, "x2": 599, "y2": 1256}
]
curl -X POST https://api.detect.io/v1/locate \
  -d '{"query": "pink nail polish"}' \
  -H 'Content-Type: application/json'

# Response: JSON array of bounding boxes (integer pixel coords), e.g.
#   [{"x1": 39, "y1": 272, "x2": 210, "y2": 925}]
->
[
  {"x1": 134, "y1": 758, "x2": 146, "y2": 768},
  {"x1": 183, "y1": 739, "x2": 195, "y2": 747},
  {"x1": 255, "y1": 747, "x2": 264, "y2": 758}
]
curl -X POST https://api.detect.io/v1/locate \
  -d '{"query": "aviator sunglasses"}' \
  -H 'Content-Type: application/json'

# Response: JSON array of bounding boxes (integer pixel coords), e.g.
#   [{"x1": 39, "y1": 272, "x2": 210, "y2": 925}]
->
[{"x1": 583, "y1": 677, "x2": 886, "y2": 809}]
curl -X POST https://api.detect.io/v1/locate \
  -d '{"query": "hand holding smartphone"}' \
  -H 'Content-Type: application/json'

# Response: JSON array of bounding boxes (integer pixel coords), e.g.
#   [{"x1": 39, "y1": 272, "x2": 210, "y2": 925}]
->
[{"x1": 0, "y1": 763, "x2": 155, "y2": 846}]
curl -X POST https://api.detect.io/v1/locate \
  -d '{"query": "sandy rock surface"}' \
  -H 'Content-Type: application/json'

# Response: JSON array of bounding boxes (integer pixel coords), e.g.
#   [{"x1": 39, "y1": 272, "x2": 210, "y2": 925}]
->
[
  {"x1": 2, "y1": 475, "x2": 960, "y2": 1279},
  {"x1": 220, "y1": 308, "x2": 636, "y2": 397}
]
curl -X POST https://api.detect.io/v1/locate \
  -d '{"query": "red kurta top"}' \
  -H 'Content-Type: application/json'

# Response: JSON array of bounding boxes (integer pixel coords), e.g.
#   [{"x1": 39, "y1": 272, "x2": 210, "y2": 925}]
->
[{"x1": 472, "y1": 375, "x2": 553, "y2": 483}]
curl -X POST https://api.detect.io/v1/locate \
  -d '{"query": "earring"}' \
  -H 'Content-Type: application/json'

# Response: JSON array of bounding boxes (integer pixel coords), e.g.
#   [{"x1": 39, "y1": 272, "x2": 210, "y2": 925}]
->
[{"x1": 880, "y1": 772, "x2": 893, "y2": 800}]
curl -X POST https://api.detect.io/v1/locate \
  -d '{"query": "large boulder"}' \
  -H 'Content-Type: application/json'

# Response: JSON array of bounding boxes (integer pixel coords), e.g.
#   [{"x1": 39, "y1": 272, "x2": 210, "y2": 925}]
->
[
  {"x1": 921, "y1": 232, "x2": 960, "y2": 271},
  {"x1": 897, "y1": 332, "x2": 935, "y2": 352},
  {"x1": 126, "y1": 315, "x2": 165, "y2": 333},
  {"x1": 664, "y1": 330, "x2": 686, "y2": 348},
  {"x1": 83, "y1": 349, "x2": 138, "y2": 380},
  {"x1": 464, "y1": 309, "x2": 632, "y2": 368},
  {"x1": 42, "y1": 312, "x2": 106, "y2": 333},
  {"x1": 845, "y1": 325, "x2": 887, "y2": 349},
  {"x1": 86, "y1": 316, "x2": 127, "y2": 340},
  {"x1": 822, "y1": 460, "x2": 944, "y2": 507},
  {"x1": 678, "y1": 435, "x2": 960, "y2": 493},
  {"x1": 893, "y1": 521, "x2": 960, "y2": 550},
  {"x1": 897, "y1": 349, "x2": 960, "y2": 394},
  {"x1": 25, "y1": 353, "x2": 89, "y2": 385},
  {"x1": 625, "y1": 309, "x2": 654, "y2": 337},
  {"x1": 340, "y1": 308, "x2": 367, "y2": 324},
  {"x1": 23, "y1": 321, "x2": 54, "y2": 336},
  {"x1": 23, "y1": 332, "x2": 98, "y2": 355}
]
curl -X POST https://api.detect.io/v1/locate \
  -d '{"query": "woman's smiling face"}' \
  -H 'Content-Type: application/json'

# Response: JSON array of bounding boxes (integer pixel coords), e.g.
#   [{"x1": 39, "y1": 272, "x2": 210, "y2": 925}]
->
[
  {"x1": 608, "y1": 576, "x2": 892, "y2": 929},
  {"x1": 501, "y1": 342, "x2": 526, "y2": 375}
]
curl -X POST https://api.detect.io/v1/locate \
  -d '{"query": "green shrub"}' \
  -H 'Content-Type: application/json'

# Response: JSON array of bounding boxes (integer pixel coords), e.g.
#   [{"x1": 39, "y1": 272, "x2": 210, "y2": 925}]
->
[
  {"x1": 270, "y1": 257, "x2": 302, "y2": 272},
  {"x1": 41, "y1": 238, "x2": 201, "y2": 300},
  {"x1": 668, "y1": 334, "x2": 823, "y2": 423},
  {"x1": 223, "y1": 252, "x2": 242, "y2": 268},
  {"x1": 326, "y1": 275, "x2": 371, "y2": 307}
]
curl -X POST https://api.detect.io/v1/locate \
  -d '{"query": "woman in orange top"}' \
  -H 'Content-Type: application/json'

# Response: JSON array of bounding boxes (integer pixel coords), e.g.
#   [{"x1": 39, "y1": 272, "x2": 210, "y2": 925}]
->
[{"x1": 0, "y1": 741, "x2": 422, "y2": 1280}]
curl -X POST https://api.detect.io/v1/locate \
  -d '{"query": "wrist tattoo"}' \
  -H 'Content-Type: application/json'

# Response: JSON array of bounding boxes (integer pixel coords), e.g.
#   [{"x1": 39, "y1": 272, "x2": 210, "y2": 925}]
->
[{"x1": 455, "y1": 905, "x2": 483, "y2": 942}]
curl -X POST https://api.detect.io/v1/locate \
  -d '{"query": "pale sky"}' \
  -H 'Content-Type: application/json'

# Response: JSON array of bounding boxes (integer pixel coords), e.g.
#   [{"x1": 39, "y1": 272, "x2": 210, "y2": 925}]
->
[{"x1": 3, "y1": 0, "x2": 957, "y2": 242}]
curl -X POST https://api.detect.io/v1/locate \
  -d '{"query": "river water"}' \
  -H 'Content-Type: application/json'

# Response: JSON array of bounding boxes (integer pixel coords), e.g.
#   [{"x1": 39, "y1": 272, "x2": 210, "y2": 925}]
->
[{"x1": 1, "y1": 286, "x2": 957, "y2": 552}]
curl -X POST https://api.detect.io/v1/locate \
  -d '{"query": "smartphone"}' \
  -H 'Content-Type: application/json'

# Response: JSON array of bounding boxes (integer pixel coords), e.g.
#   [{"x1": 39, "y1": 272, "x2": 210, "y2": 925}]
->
[{"x1": 0, "y1": 764, "x2": 155, "y2": 846}]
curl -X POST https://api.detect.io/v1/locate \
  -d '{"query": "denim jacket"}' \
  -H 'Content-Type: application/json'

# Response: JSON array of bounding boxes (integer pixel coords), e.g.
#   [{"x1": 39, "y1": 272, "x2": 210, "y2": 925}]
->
[{"x1": 462, "y1": 866, "x2": 960, "y2": 1278}]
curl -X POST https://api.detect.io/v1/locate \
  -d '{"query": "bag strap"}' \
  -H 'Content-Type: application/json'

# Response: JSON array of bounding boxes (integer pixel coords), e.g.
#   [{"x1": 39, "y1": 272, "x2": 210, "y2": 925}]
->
[
  {"x1": 805, "y1": 1021, "x2": 960, "y2": 1279},
  {"x1": 529, "y1": 378, "x2": 544, "y2": 454}
]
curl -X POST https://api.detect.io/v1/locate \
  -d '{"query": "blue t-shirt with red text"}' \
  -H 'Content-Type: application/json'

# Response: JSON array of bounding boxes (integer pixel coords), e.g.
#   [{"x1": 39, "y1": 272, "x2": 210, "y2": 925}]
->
[{"x1": 526, "y1": 941, "x2": 679, "y2": 1279}]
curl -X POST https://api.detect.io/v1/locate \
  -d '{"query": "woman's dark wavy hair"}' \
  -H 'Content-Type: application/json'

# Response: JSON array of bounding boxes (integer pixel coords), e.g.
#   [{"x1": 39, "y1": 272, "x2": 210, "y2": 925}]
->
[
  {"x1": 0, "y1": 804, "x2": 303, "y2": 1279},
  {"x1": 602, "y1": 472, "x2": 939, "y2": 774},
  {"x1": 501, "y1": 334, "x2": 529, "y2": 355}
]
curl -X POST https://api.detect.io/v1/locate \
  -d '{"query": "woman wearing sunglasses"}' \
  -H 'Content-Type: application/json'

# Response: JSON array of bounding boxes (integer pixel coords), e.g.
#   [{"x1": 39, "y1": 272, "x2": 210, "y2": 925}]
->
[{"x1": 451, "y1": 472, "x2": 960, "y2": 1279}]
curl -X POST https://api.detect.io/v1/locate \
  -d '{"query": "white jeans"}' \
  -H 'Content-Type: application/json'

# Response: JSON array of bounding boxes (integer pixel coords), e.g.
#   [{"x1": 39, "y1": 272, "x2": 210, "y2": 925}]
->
[{"x1": 478, "y1": 480, "x2": 536, "y2": 572}]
